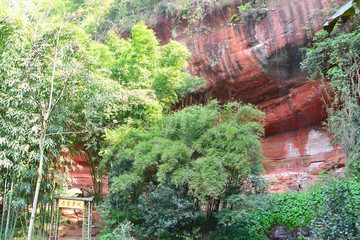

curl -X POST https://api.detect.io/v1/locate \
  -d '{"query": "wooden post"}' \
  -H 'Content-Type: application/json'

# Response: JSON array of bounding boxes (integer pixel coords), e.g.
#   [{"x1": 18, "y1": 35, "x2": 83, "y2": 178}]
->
[
  {"x1": 82, "y1": 202, "x2": 85, "y2": 239},
  {"x1": 87, "y1": 201, "x2": 90, "y2": 239},
  {"x1": 56, "y1": 200, "x2": 60, "y2": 240}
]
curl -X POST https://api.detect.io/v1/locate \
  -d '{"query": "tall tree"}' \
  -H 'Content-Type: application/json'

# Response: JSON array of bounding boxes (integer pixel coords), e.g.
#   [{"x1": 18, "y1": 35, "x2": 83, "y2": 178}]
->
[
  {"x1": 0, "y1": 15, "x2": 130, "y2": 239},
  {"x1": 108, "y1": 22, "x2": 199, "y2": 110},
  {"x1": 100, "y1": 100, "x2": 265, "y2": 238}
]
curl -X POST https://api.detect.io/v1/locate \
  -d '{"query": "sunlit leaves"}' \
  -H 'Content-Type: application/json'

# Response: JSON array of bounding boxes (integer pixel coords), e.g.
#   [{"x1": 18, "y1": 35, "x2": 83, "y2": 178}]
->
[
  {"x1": 103, "y1": 100, "x2": 265, "y2": 205},
  {"x1": 108, "y1": 22, "x2": 193, "y2": 109}
]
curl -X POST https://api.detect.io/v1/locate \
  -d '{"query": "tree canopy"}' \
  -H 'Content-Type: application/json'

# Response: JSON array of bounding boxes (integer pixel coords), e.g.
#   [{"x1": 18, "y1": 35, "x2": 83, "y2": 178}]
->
[
  {"x1": 100, "y1": 100, "x2": 265, "y2": 238},
  {"x1": 0, "y1": 10, "x2": 202, "y2": 239}
]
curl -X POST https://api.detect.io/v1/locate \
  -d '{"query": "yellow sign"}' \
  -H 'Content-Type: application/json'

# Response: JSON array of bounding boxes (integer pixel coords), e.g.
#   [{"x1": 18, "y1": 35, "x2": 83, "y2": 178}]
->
[{"x1": 59, "y1": 199, "x2": 84, "y2": 209}]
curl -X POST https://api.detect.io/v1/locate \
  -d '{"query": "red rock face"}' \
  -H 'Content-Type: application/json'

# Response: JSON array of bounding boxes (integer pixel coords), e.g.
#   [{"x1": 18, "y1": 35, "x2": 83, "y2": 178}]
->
[
  {"x1": 260, "y1": 80, "x2": 331, "y2": 136},
  {"x1": 68, "y1": 153, "x2": 108, "y2": 196},
  {"x1": 152, "y1": 0, "x2": 348, "y2": 192},
  {"x1": 261, "y1": 126, "x2": 345, "y2": 192},
  {"x1": 155, "y1": 0, "x2": 346, "y2": 104}
]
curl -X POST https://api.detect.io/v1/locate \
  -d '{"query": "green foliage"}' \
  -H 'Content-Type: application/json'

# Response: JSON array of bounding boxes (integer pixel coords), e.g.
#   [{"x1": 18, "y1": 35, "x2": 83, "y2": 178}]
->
[
  {"x1": 310, "y1": 178, "x2": 360, "y2": 239},
  {"x1": 96, "y1": 0, "x2": 222, "y2": 39},
  {"x1": 214, "y1": 194, "x2": 275, "y2": 240},
  {"x1": 96, "y1": 220, "x2": 136, "y2": 240},
  {"x1": 134, "y1": 183, "x2": 201, "y2": 239},
  {"x1": 99, "y1": 100, "x2": 265, "y2": 238},
  {"x1": 231, "y1": 0, "x2": 268, "y2": 24},
  {"x1": 214, "y1": 177, "x2": 360, "y2": 240},
  {"x1": 0, "y1": 13, "x2": 98, "y2": 238},
  {"x1": 0, "y1": 12, "x2": 168, "y2": 238},
  {"x1": 177, "y1": 75, "x2": 206, "y2": 99},
  {"x1": 108, "y1": 22, "x2": 203, "y2": 109},
  {"x1": 301, "y1": 20, "x2": 360, "y2": 176},
  {"x1": 1, "y1": 0, "x2": 116, "y2": 36}
]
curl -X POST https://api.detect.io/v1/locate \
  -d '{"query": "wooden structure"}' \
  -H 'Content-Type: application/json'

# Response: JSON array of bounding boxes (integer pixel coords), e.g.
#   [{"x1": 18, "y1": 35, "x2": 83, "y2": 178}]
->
[{"x1": 49, "y1": 195, "x2": 94, "y2": 240}]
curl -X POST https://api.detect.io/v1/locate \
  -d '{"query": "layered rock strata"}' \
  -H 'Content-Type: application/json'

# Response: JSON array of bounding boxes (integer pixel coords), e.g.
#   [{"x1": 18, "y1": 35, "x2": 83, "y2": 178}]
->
[{"x1": 153, "y1": 0, "x2": 348, "y2": 191}]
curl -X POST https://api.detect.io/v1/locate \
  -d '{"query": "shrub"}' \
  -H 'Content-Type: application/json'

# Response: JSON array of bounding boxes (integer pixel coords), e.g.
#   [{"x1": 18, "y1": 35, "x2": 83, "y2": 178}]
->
[
  {"x1": 134, "y1": 183, "x2": 202, "y2": 239},
  {"x1": 214, "y1": 178, "x2": 360, "y2": 240},
  {"x1": 231, "y1": 0, "x2": 268, "y2": 24}
]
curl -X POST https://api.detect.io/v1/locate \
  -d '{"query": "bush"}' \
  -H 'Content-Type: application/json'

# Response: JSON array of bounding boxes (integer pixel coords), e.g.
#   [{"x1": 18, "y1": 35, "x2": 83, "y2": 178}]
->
[
  {"x1": 310, "y1": 179, "x2": 360, "y2": 239},
  {"x1": 96, "y1": 220, "x2": 136, "y2": 240},
  {"x1": 214, "y1": 178, "x2": 360, "y2": 240},
  {"x1": 100, "y1": 100, "x2": 265, "y2": 238},
  {"x1": 231, "y1": 0, "x2": 268, "y2": 24},
  {"x1": 134, "y1": 183, "x2": 202, "y2": 239}
]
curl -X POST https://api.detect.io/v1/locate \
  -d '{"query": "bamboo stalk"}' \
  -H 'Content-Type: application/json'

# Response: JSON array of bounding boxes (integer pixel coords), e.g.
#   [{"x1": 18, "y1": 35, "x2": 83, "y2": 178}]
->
[
  {"x1": 10, "y1": 208, "x2": 19, "y2": 240},
  {"x1": 56, "y1": 201, "x2": 61, "y2": 240},
  {"x1": 42, "y1": 199, "x2": 47, "y2": 237},
  {"x1": 9, "y1": 189, "x2": 20, "y2": 240},
  {"x1": 0, "y1": 176, "x2": 8, "y2": 239},
  {"x1": 43, "y1": 199, "x2": 50, "y2": 239},
  {"x1": 4, "y1": 175, "x2": 14, "y2": 239},
  {"x1": 39, "y1": 199, "x2": 45, "y2": 237},
  {"x1": 20, "y1": 213, "x2": 26, "y2": 239}
]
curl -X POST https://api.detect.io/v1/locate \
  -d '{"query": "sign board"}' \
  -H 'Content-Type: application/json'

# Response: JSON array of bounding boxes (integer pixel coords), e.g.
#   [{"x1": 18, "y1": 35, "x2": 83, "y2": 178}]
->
[{"x1": 59, "y1": 199, "x2": 84, "y2": 209}]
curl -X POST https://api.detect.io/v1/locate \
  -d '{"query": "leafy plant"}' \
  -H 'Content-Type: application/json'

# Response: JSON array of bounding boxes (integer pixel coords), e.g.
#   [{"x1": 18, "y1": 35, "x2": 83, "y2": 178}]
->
[
  {"x1": 324, "y1": 0, "x2": 360, "y2": 33},
  {"x1": 301, "y1": 18, "x2": 360, "y2": 176},
  {"x1": 214, "y1": 177, "x2": 360, "y2": 240},
  {"x1": 96, "y1": 220, "x2": 136, "y2": 240},
  {"x1": 108, "y1": 21, "x2": 204, "y2": 110},
  {"x1": 310, "y1": 179, "x2": 360, "y2": 239},
  {"x1": 100, "y1": 100, "x2": 265, "y2": 238},
  {"x1": 134, "y1": 182, "x2": 201, "y2": 238},
  {"x1": 231, "y1": 0, "x2": 268, "y2": 24}
]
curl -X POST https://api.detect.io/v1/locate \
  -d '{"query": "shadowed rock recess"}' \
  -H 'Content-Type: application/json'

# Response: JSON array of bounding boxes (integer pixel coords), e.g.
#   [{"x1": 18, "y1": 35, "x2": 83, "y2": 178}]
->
[{"x1": 151, "y1": 0, "x2": 348, "y2": 192}]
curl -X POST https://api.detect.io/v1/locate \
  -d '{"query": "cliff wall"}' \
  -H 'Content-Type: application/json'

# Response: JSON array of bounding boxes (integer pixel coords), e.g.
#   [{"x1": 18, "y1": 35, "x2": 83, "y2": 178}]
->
[
  {"x1": 153, "y1": 0, "x2": 347, "y2": 191},
  {"x1": 69, "y1": 0, "x2": 347, "y2": 192}
]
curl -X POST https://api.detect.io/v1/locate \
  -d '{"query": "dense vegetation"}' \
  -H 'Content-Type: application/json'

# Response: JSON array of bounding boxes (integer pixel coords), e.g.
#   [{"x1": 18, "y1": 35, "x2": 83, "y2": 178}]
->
[
  {"x1": 301, "y1": 18, "x2": 360, "y2": 176},
  {"x1": 1, "y1": 0, "x2": 360, "y2": 240},
  {"x1": 213, "y1": 176, "x2": 360, "y2": 239},
  {"x1": 0, "y1": 7, "x2": 203, "y2": 239},
  {"x1": 98, "y1": 100, "x2": 265, "y2": 238}
]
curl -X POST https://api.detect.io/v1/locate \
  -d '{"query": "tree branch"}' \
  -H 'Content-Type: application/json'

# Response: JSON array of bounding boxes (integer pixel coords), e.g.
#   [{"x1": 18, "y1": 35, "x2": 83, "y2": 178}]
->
[
  {"x1": 45, "y1": 120, "x2": 124, "y2": 136},
  {"x1": 47, "y1": 69, "x2": 75, "y2": 117},
  {"x1": 46, "y1": 31, "x2": 60, "y2": 120}
]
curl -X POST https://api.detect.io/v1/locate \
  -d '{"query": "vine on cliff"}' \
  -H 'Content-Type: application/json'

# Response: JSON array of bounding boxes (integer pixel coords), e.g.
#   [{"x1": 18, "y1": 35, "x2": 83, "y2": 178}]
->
[
  {"x1": 95, "y1": 0, "x2": 226, "y2": 40},
  {"x1": 301, "y1": 18, "x2": 360, "y2": 176},
  {"x1": 230, "y1": 0, "x2": 268, "y2": 24}
]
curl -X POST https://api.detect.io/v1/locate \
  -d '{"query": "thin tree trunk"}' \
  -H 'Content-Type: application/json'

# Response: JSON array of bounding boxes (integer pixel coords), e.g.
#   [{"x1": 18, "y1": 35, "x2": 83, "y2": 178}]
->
[
  {"x1": 4, "y1": 175, "x2": 14, "y2": 239},
  {"x1": 20, "y1": 213, "x2": 27, "y2": 238},
  {"x1": 38, "y1": 199, "x2": 44, "y2": 237},
  {"x1": 27, "y1": 121, "x2": 47, "y2": 240},
  {"x1": 87, "y1": 153, "x2": 103, "y2": 202},
  {"x1": 10, "y1": 208, "x2": 19, "y2": 240},
  {"x1": 0, "y1": 176, "x2": 8, "y2": 239}
]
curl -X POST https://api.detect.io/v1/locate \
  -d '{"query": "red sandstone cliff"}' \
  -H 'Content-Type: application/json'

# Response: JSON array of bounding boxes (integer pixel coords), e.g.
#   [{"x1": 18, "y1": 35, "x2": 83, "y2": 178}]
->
[
  {"x1": 152, "y1": 0, "x2": 347, "y2": 192},
  {"x1": 69, "y1": 0, "x2": 347, "y2": 193}
]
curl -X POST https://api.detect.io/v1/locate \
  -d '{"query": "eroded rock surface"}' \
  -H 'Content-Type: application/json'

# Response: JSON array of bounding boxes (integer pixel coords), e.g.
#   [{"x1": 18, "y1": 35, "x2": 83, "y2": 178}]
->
[
  {"x1": 155, "y1": 0, "x2": 345, "y2": 104},
  {"x1": 262, "y1": 126, "x2": 345, "y2": 192},
  {"x1": 152, "y1": 0, "x2": 347, "y2": 191}
]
